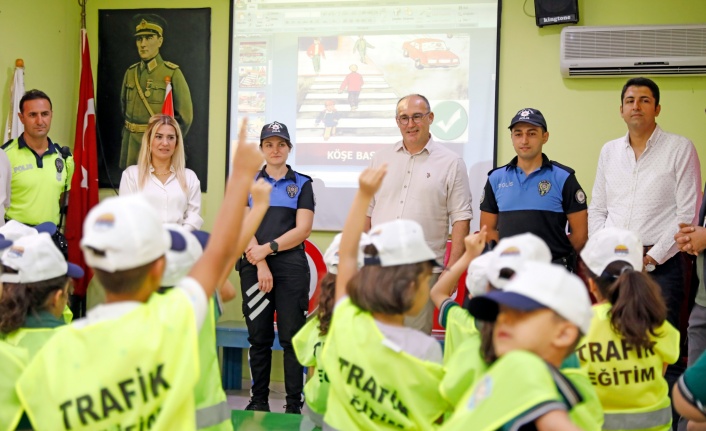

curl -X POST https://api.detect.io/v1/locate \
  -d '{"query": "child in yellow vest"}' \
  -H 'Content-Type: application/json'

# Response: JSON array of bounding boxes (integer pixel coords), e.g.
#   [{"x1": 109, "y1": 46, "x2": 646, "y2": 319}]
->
[
  {"x1": 443, "y1": 262, "x2": 593, "y2": 430},
  {"x1": 433, "y1": 232, "x2": 554, "y2": 409},
  {"x1": 158, "y1": 224, "x2": 234, "y2": 431},
  {"x1": 321, "y1": 165, "x2": 449, "y2": 430},
  {"x1": 0, "y1": 231, "x2": 84, "y2": 430},
  {"x1": 293, "y1": 232, "x2": 369, "y2": 427},
  {"x1": 0, "y1": 236, "x2": 23, "y2": 431},
  {"x1": 0, "y1": 231, "x2": 84, "y2": 355},
  {"x1": 578, "y1": 227, "x2": 679, "y2": 431},
  {"x1": 434, "y1": 232, "x2": 602, "y2": 429},
  {"x1": 15, "y1": 123, "x2": 271, "y2": 431},
  {"x1": 0, "y1": 221, "x2": 76, "y2": 327}
]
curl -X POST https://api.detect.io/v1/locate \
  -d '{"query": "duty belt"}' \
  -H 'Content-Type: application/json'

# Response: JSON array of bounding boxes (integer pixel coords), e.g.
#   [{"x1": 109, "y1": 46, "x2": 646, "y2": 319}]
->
[{"x1": 124, "y1": 120, "x2": 148, "y2": 133}]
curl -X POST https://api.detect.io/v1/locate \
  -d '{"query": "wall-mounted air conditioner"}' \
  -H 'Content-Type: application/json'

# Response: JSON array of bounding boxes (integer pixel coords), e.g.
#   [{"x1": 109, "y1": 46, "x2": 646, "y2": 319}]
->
[{"x1": 560, "y1": 24, "x2": 706, "y2": 78}]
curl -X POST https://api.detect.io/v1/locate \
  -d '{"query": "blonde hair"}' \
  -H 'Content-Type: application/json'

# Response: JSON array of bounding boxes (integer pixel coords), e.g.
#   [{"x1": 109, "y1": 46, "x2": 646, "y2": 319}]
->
[{"x1": 136, "y1": 114, "x2": 188, "y2": 195}]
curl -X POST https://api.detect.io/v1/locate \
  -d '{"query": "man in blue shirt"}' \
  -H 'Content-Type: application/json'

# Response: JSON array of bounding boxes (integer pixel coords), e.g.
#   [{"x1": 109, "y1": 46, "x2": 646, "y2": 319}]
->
[{"x1": 479, "y1": 108, "x2": 588, "y2": 271}]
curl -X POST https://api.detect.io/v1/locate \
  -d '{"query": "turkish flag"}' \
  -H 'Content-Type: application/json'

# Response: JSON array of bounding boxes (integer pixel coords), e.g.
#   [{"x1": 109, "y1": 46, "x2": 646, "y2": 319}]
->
[
  {"x1": 66, "y1": 28, "x2": 99, "y2": 297},
  {"x1": 162, "y1": 77, "x2": 174, "y2": 117}
]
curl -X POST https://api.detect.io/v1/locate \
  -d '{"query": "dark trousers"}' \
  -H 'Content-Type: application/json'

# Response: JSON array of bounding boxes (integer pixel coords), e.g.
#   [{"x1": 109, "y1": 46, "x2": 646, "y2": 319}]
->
[
  {"x1": 650, "y1": 253, "x2": 686, "y2": 329},
  {"x1": 239, "y1": 250, "x2": 309, "y2": 405},
  {"x1": 650, "y1": 252, "x2": 687, "y2": 430}
]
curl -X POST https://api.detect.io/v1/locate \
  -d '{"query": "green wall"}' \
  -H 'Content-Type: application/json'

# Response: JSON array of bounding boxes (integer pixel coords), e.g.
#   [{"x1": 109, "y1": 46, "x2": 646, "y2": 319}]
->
[
  {"x1": 496, "y1": 0, "x2": 706, "y2": 197},
  {"x1": 1, "y1": 0, "x2": 705, "y2": 380}
]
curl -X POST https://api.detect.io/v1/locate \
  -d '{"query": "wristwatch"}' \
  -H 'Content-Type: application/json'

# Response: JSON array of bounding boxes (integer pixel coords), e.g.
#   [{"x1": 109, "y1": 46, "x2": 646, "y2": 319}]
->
[
  {"x1": 269, "y1": 240, "x2": 279, "y2": 255},
  {"x1": 645, "y1": 262, "x2": 656, "y2": 272}
]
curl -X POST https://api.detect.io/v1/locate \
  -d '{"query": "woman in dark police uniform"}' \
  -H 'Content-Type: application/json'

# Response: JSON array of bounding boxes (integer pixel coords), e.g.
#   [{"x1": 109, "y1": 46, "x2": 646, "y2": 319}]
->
[{"x1": 238, "y1": 121, "x2": 315, "y2": 414}]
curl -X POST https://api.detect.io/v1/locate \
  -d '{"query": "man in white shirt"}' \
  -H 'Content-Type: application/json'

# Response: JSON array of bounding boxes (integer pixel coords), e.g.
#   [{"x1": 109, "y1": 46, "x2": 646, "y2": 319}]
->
[
  {"x1": 588, "y1": 77, "x2": 702, "y2": 328},
  {"x1": 365, "y1": 94, "x2": 473, "y2": 334}
]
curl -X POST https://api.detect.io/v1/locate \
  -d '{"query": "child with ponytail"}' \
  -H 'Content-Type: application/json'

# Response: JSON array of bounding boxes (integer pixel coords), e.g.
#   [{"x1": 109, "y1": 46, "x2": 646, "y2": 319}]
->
[
  {"x1": 293, "y1": 232, "x2": 369, "y2": 426},
  {"x1": 321, "y1": 165, "x2": 449, "y2": 430},
  {"x1": 578, "y1": 227, "x2": 679, "y2": 431}
]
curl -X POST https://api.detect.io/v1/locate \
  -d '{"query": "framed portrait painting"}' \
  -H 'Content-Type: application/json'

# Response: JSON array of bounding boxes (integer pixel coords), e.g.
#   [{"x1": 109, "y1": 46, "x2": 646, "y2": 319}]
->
[{"x1": 97, "y1": 7, "x2": 211, "y2": 191}]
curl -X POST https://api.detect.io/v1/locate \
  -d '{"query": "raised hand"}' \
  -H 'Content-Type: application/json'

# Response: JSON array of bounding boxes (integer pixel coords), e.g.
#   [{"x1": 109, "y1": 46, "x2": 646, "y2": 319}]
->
[
  {"x1": 250, "y1": 178, "x2": 272, "y2": 208},
  {"x1": 232, "y1": 118, "x2": 265, "y2": 174},
  {"x1": 358, "y1": 164, "x2": 387, "y2": 196},
  {"x1": 464, "y1": 225, "x2": 488, "y2": 258}
]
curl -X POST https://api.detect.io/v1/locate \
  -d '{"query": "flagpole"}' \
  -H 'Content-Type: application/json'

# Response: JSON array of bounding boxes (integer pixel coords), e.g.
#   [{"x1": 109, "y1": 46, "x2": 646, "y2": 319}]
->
[{"x1": 78, "y1": 0, "x2": 86, "y2": 29}]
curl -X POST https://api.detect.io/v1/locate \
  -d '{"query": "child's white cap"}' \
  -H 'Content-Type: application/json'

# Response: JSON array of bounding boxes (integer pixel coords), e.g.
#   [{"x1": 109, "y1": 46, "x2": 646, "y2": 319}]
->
[
  {"x1": 1, "y1": 233, "x2": 84, "y2": 283},
  {"x1": 80, "y1": 194, "x2": 185, "y2": 272},
  {"x1": 323, "y1": 232, "x2": 371, "y2": 275},
  {"x1": 465, "y1": 252, "x2": 494, "y2": 297},
  {"x1": 468, "y1": 262, "x2": 593, "y2": 334},
  {"x1": 162, "y1": 224, "x2": 210, "y2": 287},
  {"x1": 581, "y1": 227, "x2": 643, "y2": 275},
  {"x1": 367, "y1": 220, "x2": 438, "y2": 267},
  {"x1": 487, "y1": 233, "x2": 552, "y2": 288},
  {"x1": 0, "y1": 220, "x2": 56, "y2": 241}
]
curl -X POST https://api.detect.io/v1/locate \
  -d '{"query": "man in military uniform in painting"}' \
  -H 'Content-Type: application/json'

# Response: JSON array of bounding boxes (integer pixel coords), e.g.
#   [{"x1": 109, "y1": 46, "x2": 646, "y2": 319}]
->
[{"x1": 120, "y1": 13, "x2": 193, "y2": 168}]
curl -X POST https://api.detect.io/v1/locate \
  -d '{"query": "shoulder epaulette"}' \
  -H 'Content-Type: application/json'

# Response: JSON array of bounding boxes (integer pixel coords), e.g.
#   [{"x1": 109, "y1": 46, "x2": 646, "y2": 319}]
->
[
  {"x1": 1, "y1": 139, "x2": 15, "y2": 150},
  {"x1": 550, "y1": 160, "x2": 575, "y2": 174},
  {"x1": 128, "y1": 62, "x2": 139, "y2": 70},
  {"x1": 51, "y1": 142, "x2": 71, "y2": 157},
  {"x1": 297, "y1": 172, "x2": 313, "y2": 182},
  {"x1": 164, "y1": 61, "x2": 180, "y2": 70},
  {"x1": 486, "y1": 164, "x2": 509, "y2": 176}
]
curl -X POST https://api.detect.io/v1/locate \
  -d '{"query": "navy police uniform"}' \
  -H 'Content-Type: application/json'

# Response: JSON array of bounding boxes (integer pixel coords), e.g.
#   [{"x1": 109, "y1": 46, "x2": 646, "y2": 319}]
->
[
  {"x1": 480, "y1": 154, "x2": 587, "y2": 264},
  {"x1": 238, "y1": 164, "x2": 315, "y2": 407}
]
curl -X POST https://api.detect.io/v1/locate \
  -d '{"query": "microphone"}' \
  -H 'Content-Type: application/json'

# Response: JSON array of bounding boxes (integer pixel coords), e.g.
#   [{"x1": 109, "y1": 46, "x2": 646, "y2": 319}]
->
[{"x1": 60, "y1": 146, "x2": 72, "y2": 159}]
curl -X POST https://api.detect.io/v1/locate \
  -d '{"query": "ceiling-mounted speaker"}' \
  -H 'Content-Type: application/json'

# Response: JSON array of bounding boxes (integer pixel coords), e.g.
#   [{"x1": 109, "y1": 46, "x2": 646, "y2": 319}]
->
[{"x1": 534, "y1": 0, "x2": 579, "y2": 27}]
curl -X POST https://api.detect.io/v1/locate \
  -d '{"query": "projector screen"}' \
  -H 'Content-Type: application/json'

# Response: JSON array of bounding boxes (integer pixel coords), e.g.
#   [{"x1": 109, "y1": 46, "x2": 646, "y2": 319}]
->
[{"x1": 229, "y1": 0, "x2": 500, "y2": 231}]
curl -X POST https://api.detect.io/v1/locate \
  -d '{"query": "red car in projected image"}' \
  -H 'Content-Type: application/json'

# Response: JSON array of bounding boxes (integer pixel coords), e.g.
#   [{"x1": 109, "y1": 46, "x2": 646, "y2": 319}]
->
[{"x1": 402, "y1": 38, "x2": 460, "y2": 69}]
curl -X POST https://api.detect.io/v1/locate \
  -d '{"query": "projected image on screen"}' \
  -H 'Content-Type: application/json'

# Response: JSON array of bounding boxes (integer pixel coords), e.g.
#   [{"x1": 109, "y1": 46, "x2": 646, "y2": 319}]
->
[
  {"x1": 229, "y1": 0, "x2": 499, "y2": 230},
  {"x1": 295, "y1": 34, "x2": 470, "y2": 176}
]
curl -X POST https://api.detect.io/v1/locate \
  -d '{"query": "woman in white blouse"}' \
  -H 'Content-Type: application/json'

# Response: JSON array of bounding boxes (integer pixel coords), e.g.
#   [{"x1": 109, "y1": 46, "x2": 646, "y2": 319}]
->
[{"x1": 119, "y1": 114, "x2": 203, "y2": 231}]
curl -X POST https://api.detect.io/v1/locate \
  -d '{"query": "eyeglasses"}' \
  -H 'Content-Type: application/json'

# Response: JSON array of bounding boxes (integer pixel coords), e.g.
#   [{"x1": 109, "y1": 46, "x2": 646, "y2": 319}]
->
[{"x1": 396, "y1": 112, "x2": 431, "y2": 125}]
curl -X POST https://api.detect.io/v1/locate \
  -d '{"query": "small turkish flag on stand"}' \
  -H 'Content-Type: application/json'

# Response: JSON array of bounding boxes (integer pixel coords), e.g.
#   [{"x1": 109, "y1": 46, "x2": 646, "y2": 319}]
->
[{"x1": 161, "y1": 76, "x2": 174, "y2": 117}]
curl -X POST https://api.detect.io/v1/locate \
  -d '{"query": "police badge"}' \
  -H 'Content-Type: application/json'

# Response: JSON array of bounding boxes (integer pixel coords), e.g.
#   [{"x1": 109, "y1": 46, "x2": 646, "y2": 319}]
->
[
  {"x1": 575, "y1": 189, "x2": 586, "y2": 204},
  {"x1": 286, "y1": 183, "x2": 299, "y2": 198},
  {"x1": 55, "y1": 158, "x2": 64, "y2": 182},
  {"x1": 538, "y1": 180, "x2": 551, "y2": 196}
]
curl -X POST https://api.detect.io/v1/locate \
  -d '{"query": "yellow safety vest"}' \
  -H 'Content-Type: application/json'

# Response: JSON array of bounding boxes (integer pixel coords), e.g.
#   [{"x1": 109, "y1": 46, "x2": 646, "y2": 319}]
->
[
  {"x1": 63, "y1": 304, "x2": 74, "y2": 324},
  {"x1": 322, "y1": 298, "x2": 448, "y2": 430},
  {"x1": 439, "y1": 333, "x2": 488, "y2": 409},
  {"x1": 441, "y1": 350, "x2": 572, "y2": 431},
  {"x1": 577, "y1": 303, "x2": 679, "y2": 431},
  {"x1": 293, "y1": 316, "x2": 329, "y2": 415},
  {"x1": 0, "y1": 342, "x2": 27, "y2": 431},
  {"x1": 16, "y1": 289, "x2": 200, "y2": 431},
  {"x1": 563, "y1": 368, "x2": 604, "y2": 431},
  {"x1": 4, "y1": 326, "x2": 65, "y2": 359},
  {"x1": 195, "y1": 298, "x2": 233, "y2": 431},
  {"x1": 442, "y1": 305, "x2": 478, "y2": 366}
]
